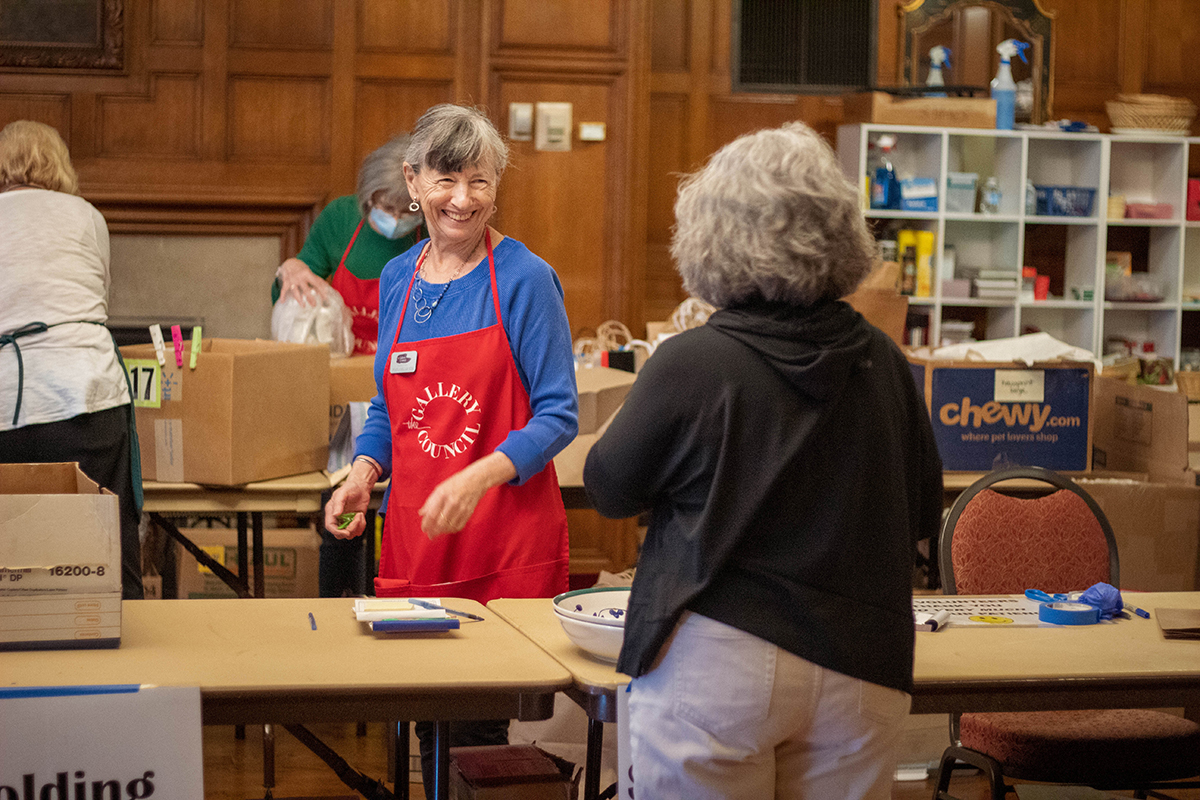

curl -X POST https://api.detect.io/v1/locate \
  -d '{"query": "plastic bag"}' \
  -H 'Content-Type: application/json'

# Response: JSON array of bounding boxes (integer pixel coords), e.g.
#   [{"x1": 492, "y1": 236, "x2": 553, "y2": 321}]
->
[{"x1": 271, "y1": 284, "x2": 354, "y2": 358}]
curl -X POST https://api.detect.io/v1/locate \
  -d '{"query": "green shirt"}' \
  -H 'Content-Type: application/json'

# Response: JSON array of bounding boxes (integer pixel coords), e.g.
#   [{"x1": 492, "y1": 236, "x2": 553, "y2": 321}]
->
[{"x1": 272, "y1": 195, "x2": 418, "y2": 303}]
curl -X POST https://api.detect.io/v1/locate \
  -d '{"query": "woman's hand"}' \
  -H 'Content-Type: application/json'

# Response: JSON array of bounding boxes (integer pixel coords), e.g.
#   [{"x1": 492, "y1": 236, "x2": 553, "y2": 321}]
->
[
  {"x1": 419, "y1": 452, "x2": 517, "y2": 539},
  {"x1": 325, "y1": 457, "x2": 381, "y2": 539},
  {"x1": 276, "y1": 257, "x2": 329, "y2": 306}
]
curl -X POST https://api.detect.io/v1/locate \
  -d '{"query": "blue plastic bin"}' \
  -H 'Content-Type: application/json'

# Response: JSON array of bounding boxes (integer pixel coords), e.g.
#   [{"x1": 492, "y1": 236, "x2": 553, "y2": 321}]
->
[{"x1": 1034, "y1": 185, "x2": 1096, "y2": 217}]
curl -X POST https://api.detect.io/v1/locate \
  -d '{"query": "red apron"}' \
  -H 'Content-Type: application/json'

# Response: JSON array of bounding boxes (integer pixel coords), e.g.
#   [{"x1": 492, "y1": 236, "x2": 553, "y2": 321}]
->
[
  {"x1": 328, "y1": 219, "x2": 380, "y2": 355},
  {"x1": 374, "y1": 231, "x2": 569, "y2": 603}
]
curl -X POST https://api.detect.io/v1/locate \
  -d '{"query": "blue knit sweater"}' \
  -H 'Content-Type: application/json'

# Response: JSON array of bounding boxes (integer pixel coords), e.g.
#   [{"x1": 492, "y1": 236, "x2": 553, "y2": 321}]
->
[{"x1": 354, "y1": 235, "x2": 578, "y2": 484}]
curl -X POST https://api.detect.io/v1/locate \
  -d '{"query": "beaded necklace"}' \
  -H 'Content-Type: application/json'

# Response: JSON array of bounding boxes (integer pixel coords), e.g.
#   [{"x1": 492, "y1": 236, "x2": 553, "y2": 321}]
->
[{"x1": 412, "y1": 248, "x2": 469, "y2": 324}]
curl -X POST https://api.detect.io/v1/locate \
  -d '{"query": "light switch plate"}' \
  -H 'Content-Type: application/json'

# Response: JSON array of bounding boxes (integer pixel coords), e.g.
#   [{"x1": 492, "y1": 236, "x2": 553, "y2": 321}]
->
[
  {"x1": 508, "y1": 102, "x2": 533, "y2": 141},
  {"x1": 535, "y1": 102, "x2": 572, "y2": 152}
]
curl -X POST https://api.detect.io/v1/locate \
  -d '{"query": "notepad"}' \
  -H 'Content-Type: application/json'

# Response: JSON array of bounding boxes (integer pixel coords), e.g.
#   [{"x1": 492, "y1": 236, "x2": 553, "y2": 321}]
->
[
  {"x1": 369, "y1": 618, "x2": 460, "y2": 633},
  {"x1": 1155, "y1": 608, "x2": 1200, "y2": 640},
  {"x1": 353, "y1": 598, "x2": 448, "y2": 622}
]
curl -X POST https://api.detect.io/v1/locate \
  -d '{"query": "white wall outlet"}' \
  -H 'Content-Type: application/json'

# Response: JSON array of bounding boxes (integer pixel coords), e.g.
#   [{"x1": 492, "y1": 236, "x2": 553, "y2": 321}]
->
[{"x1": 508, "y1": 102, "x2": 533, "y2": 142}]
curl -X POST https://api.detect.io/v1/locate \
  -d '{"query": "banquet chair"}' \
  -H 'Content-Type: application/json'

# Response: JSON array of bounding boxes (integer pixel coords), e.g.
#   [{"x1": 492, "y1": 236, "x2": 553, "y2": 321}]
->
[{"x1": 932, "y1": 466, "x2": 1200, "y2": 800}]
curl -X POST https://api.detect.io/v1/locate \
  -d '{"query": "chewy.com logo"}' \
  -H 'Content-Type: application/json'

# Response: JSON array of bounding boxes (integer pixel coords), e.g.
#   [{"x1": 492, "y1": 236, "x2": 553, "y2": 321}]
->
[{"x1": 936, "y1": 369, "x2": 1082, "y2": 443}]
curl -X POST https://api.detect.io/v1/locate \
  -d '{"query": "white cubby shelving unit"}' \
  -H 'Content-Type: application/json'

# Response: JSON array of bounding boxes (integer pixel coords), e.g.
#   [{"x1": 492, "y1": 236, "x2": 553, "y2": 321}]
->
[{"x1": 837, "y1": 123, "x2": 1200, "y2": 366}]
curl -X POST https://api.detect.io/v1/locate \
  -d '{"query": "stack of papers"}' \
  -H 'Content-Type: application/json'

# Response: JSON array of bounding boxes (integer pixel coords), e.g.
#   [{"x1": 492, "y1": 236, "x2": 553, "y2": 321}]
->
[
  {"x1": 353, "y1": 598, "x2": 458, "y2": 632},
  {"x1": 1155, "y1": 608, "x2": 1200, "y2": 640}
]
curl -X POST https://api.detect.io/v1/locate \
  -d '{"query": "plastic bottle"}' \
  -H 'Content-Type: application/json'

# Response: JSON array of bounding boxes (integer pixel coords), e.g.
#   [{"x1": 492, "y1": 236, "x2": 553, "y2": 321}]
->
[
  {"x1": 927, "y1": 46, "x2": 950, "y2": 98},
  {"x1": 980, "y1": 177, "x2": 1002, "y2": 214},
  {"x1": 870, "y1": 135, "x2": 900, "y2": 210},
  {"x1": 1025, "y1": 180, "x2": 1037, "y2": 215},
  {"x1": 991, "y1": 39, "x2": 1029, "y2": 130},
  {"x1": 900, "y1": 246, "x2": 917, "y2": 296}
]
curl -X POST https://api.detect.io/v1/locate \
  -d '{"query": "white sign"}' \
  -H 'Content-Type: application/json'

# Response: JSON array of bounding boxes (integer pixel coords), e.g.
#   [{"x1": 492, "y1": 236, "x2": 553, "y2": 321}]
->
[
  {"x1": 994, "y1": 369, "x2": 1045, "y2": 403},
  {"x1": 0, "y1": 685, "x2": 204, "y2": 800}
]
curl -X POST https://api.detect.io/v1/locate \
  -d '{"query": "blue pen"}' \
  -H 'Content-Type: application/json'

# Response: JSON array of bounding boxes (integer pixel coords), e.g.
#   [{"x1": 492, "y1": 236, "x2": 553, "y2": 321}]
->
[{"x1": 1124, "y1": 603, "x2": 1150, "y2": 619}]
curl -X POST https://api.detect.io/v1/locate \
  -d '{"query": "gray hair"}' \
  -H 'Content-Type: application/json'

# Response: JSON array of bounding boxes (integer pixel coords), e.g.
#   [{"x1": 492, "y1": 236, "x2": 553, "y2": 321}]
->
[
  {"x1": 356, "y1": 134, "x2": 412, "y2": 216},
  {"x1": 405, "y1": 104, "x2": 509, "y2": 178},
  {"x1": 670, "y1": 121, "x2": 875, "y2": 308}
]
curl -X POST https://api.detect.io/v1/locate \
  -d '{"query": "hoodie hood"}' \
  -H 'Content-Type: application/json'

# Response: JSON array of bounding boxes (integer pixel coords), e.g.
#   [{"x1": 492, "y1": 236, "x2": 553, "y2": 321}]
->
[{"x1": 704, "y1": 299, "x2": 874, "y2": 403}]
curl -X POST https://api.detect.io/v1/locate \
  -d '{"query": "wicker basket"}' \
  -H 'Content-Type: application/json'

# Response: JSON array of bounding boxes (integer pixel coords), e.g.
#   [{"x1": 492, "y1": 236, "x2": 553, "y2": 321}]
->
[
  {"x1": 1176, "y1": 371, "x2": 1200, "y2": 400},
  {"x1": 1106, "y1": 93, "x2": 1197, "y2": 133}
]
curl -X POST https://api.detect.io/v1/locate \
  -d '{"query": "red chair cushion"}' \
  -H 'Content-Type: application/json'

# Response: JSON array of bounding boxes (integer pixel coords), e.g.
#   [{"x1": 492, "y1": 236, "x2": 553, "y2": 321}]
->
[
  {"x1": 951, "y1": 489, "x2": 1110, "y2": 595},
  {"x1": 960, "y1": 709, "x2": 1200, "y2": 784}
]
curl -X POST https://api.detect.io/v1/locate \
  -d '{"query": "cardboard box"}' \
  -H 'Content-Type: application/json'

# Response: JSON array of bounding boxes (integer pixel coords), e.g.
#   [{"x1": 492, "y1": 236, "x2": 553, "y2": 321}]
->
[
  {"x1": 449, "y1": 745, "x2": 578, "y2": 800},
  {"x1": 1077, "y1": 478, "x2": 1200, "y2": 591},
  {"x1": 121, "y1": 338, "x2": 330, "y2": 485},
  {"x1": 0, "y1": 462, "x2": 122, "y2": 650},
  {"x1": 910, "y1": 357, "x2": 1093, "y2": 472},
  {"x1": 175, "y1": 526, "x2": 320, "y2": 599},
  {"x1": 842, "y1": 92, "x2": 997, "y2": 129},
  {"x1": 1091, "y1": 376, "x2": 1190, "y2": 483},
  {"x1": 330, "y1": 354, "x2": 377, "y2": 438},
  {"x1": 845, "y1": 286, "x2": 908, "y2": 347},
  {"x1": 575, "y1": 366, "x2": 637, "y2": 435}
]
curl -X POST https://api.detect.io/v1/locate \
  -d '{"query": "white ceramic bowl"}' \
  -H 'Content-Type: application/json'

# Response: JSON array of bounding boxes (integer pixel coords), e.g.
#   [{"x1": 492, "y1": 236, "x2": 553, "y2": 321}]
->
[
  {"x1": 552, "y1": 587, "x2": 631, "y2": 663},
  {"x1": 554, "y1": 613, "x2": 626, "y2": 663},
  {"x1": 553, "y1": 586, "x2": 630, "y2": 626}
]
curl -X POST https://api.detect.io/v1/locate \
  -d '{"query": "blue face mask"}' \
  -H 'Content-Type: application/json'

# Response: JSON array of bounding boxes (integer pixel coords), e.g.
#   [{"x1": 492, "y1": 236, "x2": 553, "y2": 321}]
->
[{"x1": 369, "y1": 207, "x2": 422, "y2": 240}]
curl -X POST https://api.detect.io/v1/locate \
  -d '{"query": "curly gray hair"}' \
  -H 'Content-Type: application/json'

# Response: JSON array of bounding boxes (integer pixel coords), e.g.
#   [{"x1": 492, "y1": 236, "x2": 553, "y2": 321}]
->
[
  {"x1": 670, "y1": 121, "x2": 875, "y2": 308},
  {"x1": 405, "y1": 104, "x2": 509, "y2": 178},
  {"x1": 356, "y1": 134, "x2": 412, "y2": 217}
]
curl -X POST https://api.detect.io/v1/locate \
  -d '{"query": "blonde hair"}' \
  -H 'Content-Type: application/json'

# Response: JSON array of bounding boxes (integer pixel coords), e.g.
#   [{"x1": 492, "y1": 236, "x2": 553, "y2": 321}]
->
[{"x1": 0, "y1": 120, "x2": 79, "y2": 195}]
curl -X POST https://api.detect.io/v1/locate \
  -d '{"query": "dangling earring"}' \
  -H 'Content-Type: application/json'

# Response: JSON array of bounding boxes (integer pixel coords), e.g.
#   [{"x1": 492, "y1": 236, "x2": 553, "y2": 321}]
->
[{"x1": 409, "y1": 201, "x2": 420, "y2": 213}]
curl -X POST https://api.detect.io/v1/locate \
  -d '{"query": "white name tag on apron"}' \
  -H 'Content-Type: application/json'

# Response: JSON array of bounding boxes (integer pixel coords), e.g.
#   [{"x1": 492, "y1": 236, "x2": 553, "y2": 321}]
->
[{"x1": 390, "y1": 350, "x2": 418, "y2": 374}]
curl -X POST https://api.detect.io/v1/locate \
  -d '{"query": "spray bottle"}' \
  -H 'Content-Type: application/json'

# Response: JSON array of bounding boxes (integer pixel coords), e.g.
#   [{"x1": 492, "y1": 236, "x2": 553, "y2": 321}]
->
[
  {"x1": 927, "y1": 46, "x2": 950, "y2": 98},
  {"x1": 991, "y1": 39, "x2": 1030, "y2": 130},
  {"x1": 870, "y1": 135, "x2": 900, "y2": 210}
]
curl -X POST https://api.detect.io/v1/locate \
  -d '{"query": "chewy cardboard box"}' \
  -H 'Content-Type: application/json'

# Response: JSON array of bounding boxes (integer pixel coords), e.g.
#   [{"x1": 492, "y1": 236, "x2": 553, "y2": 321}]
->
[
  {"x1": 575, "y1": 366, "x2": 637, "y2": 436},
  {"x1": 330, "y1": 354, "x2": 377, "y2": 438},
  {"x1": 450, "y1": 745, "x2": 578, "y2": 800},
  {"x1": 909, "y1": 357, "x2": 1093, "y2": 472},
  {"x1": 175, "y1": 526, "x2": 320, "y2": 599},
  {"x1": 1091, "y1": 376, "x2": 1191, "y2": 483},
  {"x1": 121, "y1": 338, "x2": 330, "y2": 485},
  {"x1": 0, "y1": 463, "x2": 122, "y2": 650},
  {"x1": 1077, "y1": 477, "x2": 1200, "y2": 591}
]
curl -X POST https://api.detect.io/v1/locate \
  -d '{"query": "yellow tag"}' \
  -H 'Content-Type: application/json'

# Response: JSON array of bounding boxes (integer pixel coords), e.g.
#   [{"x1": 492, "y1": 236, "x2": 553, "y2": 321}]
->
[
  {"x1": 197, "y1": 545, "x2": 225, "y2": 575},
  {"x1": 189, "y1": 326, "x2": 202, "y2": 370},
  {"x1": 125, "y1": 359, "x2": 161, "y2": 408}
]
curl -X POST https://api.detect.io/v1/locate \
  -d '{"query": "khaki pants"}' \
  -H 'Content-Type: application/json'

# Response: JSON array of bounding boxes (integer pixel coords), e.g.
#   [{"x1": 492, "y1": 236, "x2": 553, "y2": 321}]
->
[{"x1": 629, "y1": 612, "x2": 910, "y2": 800}]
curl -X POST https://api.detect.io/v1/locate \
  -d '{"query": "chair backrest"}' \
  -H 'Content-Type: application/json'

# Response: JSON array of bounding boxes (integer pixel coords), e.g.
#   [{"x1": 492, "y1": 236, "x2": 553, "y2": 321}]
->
[{"x1": 939, "y1": 467, "x2": 1119, "y2": 595}]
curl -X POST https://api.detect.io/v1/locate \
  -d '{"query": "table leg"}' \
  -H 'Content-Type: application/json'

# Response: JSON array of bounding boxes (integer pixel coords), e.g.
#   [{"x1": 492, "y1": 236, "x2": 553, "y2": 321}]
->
[
  {"x1": 393, "y1": 721, "x2": 409, "y2": 800},
  {"x1": 237, "y1": 512, "x2": 251, "y2": 597},
  {"x1": 432, "y1": 720, "x2": 450, "y2": 800},
  {"x1": 262, "y1": 723, "x2": 276, "y2": 796},
  {"x1": 585, "y1": 717, "x2": 604, "y2": 800},
  {"x1": 252, "y1": 512, "x2": 265, "y2": 599}
]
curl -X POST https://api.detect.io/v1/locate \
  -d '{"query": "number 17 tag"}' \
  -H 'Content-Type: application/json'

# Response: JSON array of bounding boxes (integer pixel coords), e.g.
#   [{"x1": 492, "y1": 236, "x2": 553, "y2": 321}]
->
[{"x1": 125, "y1": 359, "x2": 161, "y2": 408}]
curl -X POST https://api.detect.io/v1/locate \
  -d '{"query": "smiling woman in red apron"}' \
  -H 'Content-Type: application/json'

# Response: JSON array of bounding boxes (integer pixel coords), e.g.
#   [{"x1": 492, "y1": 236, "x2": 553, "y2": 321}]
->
[{"x1": 325, "y1": 104, "x2": 578, "y2": 799}]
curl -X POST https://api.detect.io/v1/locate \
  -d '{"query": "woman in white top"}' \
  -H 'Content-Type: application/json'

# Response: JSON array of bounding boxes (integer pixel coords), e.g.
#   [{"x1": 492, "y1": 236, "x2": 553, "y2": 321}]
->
[{"x1": 0, "y1": 120, "x2": 143, "y2": 599}]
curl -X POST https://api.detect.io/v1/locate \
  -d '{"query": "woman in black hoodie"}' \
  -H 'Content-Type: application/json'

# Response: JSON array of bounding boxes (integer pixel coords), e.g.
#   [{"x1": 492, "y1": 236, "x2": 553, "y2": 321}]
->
[{"x1": 583, "y1": 122, "x2": 943, "y2": 799}]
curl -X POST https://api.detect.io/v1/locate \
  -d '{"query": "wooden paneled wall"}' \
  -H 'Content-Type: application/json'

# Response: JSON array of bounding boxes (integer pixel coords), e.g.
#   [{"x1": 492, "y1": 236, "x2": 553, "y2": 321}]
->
[{"x1": 4, "y1": 0, "x2": 1197, "y2": 573}]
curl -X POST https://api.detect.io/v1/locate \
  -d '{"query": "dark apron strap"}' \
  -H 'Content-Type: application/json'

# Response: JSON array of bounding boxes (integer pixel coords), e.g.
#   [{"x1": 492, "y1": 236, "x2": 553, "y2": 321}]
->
[
  {"x1": 0, "y1": 322, "x2": 49, "y2": 426},
  {"x1": 0, "y1": 320, "x2": 143, "y2": 512}
]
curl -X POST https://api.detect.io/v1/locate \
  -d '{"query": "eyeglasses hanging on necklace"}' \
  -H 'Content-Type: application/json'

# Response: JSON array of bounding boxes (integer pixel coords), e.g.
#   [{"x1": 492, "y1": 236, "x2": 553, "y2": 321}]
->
[{"x1": 413, "y1": 258, "x2": 467, "y2": 323}]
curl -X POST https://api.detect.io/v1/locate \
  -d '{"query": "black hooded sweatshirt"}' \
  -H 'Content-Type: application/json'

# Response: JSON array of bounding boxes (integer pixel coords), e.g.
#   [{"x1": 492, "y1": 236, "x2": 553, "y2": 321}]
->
[{"x1": 583, "y1": 299, "x2": 943, "y2": 692}]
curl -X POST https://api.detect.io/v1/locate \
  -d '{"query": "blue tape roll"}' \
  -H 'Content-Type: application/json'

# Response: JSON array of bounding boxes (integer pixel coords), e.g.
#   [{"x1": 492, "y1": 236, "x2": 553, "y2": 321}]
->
[{"x1": 1039, "y1": 601, "x2": 1100, "y2": 625}]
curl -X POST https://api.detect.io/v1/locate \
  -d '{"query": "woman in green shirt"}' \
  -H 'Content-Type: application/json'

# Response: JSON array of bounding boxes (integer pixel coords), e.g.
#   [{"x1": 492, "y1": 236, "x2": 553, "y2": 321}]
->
[{"x1": 273, "y1": 134, "x2": 422, "y2": 355}]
